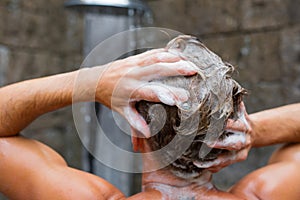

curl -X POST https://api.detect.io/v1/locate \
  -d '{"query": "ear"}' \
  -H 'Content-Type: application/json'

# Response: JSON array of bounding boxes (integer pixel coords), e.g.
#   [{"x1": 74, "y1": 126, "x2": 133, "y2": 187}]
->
[{"x1": 131, "y1": 127, "x2": 143, "y2": 152}]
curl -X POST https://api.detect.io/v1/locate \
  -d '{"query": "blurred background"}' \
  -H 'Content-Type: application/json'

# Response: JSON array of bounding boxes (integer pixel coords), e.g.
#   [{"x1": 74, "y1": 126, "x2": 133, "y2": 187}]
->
[{"x1": 0, "y1": 0, "x2": 300, "y2": 199}]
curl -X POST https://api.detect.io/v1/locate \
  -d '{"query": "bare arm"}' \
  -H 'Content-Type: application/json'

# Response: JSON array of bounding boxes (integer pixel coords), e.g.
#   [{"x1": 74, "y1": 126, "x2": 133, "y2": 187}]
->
[
  {"x1": 250, "y1": 103, "x2": 300, "y2": 147},
  {"x1": 198, "y1": 103, "x2": 300, "y2": 172},
  {"x1": 224, "y1": 103, "x2": 300, "y2": 148},
  {"x1": 0, "y1": 71, "x2": 79, "y2": 136},
  {"x1": 0, "y1": 49, "x2": 197, "y2": 137}
]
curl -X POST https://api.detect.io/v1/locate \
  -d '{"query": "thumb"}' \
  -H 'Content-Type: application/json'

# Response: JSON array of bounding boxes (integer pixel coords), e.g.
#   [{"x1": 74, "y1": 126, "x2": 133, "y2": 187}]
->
[{"x1": 124, "y1": 104, "x2": 151, "y2": 138}]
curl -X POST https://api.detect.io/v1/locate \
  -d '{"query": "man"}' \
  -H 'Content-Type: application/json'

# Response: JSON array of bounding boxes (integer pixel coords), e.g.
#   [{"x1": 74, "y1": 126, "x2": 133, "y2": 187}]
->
[
  {"x1": 130, "y1": 36, "x2": 300, "y2": 200},
  {"x1": 0, "y1": 48, "x2": 199, "y2": 199},
  {"x1": 132, "y1": 35, "x2": 249, "y2": 200},
  {"x1": 0, "y1": 37, "x2": 300, "y2": 199}
]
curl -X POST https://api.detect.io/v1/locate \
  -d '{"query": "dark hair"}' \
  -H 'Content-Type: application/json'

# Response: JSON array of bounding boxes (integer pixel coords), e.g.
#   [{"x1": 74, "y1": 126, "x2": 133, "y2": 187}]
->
[{"x1": 136, "y1": 35, "x2": 246, "y2": 179}]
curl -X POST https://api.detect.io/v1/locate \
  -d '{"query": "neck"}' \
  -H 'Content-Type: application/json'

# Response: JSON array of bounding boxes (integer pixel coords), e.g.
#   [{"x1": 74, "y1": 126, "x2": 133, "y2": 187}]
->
[
  {"x1": 137, "y1": 142, "x2": 239, "y2": 200},
  {"x1": 142, "y1": 166, "x2": 214, "y2": 199},
  {"x1": 137, "y1": 140, "x2": 215, "y2": 199}
]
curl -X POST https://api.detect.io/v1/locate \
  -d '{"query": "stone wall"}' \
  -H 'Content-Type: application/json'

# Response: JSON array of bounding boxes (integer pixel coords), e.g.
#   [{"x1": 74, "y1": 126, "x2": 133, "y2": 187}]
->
[
  {"x1": 148, "y1": 0, "x2": 300, "y2": 189},
  {"x1": 0, "y1": 1, "x2": 84, "y2": 198}
]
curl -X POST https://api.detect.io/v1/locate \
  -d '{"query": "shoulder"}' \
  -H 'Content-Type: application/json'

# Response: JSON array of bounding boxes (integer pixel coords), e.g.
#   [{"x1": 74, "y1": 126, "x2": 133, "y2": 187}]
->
[
  {"x1": 230, "y1": 161, "x2": 300, "y2": 200},
  {"x1": 0, "y1": 136, "x2": 125, "y2": 200},
  {"x1": 31, "y1": 166, "x2": 126, "y2": 200}
]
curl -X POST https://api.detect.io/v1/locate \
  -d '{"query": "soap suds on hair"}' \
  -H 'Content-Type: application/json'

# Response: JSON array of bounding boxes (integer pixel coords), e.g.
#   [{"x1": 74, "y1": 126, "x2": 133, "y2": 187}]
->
[{"x1": 136, "y1": 35, "x2": 247, "y2": 179}]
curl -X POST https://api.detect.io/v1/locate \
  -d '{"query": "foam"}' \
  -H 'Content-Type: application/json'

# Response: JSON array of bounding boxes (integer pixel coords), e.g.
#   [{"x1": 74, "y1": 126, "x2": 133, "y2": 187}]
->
[
  {"x1": 238, "y1": 109, "x2": 250, "y2": 129},
  {"x1": 145, "y1": 172, "x2": 213, "y2": 200},
  {"x1": 221, "y1": 131, "x2": 247, "y2": 147},
  {"x1": 193, "y1": 152, "x2": 237, "y2": 168}
]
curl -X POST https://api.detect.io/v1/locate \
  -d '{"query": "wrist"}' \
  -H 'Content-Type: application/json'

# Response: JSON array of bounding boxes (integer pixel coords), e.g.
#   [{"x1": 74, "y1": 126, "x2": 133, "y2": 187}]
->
[
  {"x1": 248, "y1": 114, "x2": 263, "y2": 147},
  {"x1": 72, "y1": 67, "x2": 105, "y2": 103}
]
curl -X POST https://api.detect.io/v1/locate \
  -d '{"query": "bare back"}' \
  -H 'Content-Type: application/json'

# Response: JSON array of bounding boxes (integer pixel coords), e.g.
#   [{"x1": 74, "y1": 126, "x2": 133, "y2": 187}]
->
[
  {"x1": 1, "y1": 136, "x2": 300, "y2": 200},
  {"x1": 0, "y1": 136, "x2": 125, "y2": 200}
]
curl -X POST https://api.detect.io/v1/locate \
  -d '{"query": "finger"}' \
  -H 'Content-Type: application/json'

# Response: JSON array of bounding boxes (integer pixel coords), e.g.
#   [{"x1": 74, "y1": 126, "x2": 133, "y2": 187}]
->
[
  {"x1": 236, "y1": 147, "x2": 250, "y2": 161},
  {"x1": 126, "y1": 49, "x2": 180, "y2": 66},
  {"x1": 131, "y1": 127, "x2": 140, "y2": 152},
  {"x1": 192, "y1": 151, "x2": 235, "y2": 169},
  {"x1": 194, "y1": 152, "x2": 236, "y2": 169},
  {"x1": 207, "y1": 131, "x2": 249, "y2": 151},
  {"x1": 239, "y1": 102, "x2": 246, "y2": 113},
  {"x1": 206, "y1": 148, "x2": 249, "y2": 171},
  {"x1": 131, "y1": 83, "x2": 190, "y2": 105},
  {"x1": 240, "y1": 102, "x2": 251, "y2": 122},
  {"x1": 132, "y1": 48, "x2": 166, "y2": 60},
  {"x1": 138, "y1": 51, "x2": 182, "y2": 66},
  {"x1": 133, "y1": 60, "x2": 198, "y2": 81},
  {"x1": 194, "y1": 149, "x2": 247, "y2": 169},
  {"x1": 237, "y1": 102, "x2": 251, "y2": 129},
  {"x1": 226, "y1": 119, "x2": 248, "y2": 133},
  {"x1": 123, "y1": 105, "x2": 151, "y2": 138},
  {"x1": 207, "y1": 166, "x2": 223, "y2": 173}
]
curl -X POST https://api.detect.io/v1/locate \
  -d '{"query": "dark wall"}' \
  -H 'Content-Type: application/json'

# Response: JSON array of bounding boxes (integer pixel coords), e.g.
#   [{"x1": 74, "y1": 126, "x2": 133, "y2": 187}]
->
[
  {"x1": 0, "y1": 0, "x2": 299, "y2": 198},
  {"x1": 149, "y1": 0, "x2": 300, "y2": 112},
  {"x1": 0, "y1": 1, "x2": 84, "y2": 199},
  {"x1": 148, "y1": 0, "x2": 300, "y2": 189},
  {"x1": 0, "y1": 0, "x2": 84, "y2": 179}
]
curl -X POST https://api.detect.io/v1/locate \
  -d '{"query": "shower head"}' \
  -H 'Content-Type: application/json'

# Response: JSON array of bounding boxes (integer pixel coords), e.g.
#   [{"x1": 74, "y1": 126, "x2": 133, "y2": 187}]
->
[{"x1": 64, "y1": 0, "x2": 150, "y2": 12}]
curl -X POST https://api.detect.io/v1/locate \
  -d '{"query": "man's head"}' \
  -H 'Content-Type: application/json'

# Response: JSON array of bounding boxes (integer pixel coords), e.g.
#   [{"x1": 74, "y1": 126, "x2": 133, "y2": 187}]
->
[{"x1": 136, "y1": 35, "x2": 246, "y2": 179}]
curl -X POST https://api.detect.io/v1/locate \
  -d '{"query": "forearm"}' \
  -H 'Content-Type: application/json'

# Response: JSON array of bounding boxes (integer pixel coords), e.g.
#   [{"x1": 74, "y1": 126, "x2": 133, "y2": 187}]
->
[
  {"x1": 250, "y1": 103, "x2": 300, "y2": 147},
  {"x1": 0, "y1": 67, "x2": 102, "y2": 136},
  {"x1": 0, "y1": 49, "x2": 196, "y2": 137}
]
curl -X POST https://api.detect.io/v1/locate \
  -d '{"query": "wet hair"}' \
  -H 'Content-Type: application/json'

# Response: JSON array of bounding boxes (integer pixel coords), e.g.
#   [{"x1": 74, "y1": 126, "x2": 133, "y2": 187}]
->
[{"x1": 136, "y1": 35, "x2": 246, "y2": 179}]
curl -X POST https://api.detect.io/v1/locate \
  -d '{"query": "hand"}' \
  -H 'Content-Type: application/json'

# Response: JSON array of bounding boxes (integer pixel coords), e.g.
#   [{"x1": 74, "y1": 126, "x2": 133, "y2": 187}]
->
[
  {"x1": 203, "y1": 102, "x2": 253, "y2": 173},
  {"x1": 95, "y1": 49, "x2": 198, "y2": 138}
]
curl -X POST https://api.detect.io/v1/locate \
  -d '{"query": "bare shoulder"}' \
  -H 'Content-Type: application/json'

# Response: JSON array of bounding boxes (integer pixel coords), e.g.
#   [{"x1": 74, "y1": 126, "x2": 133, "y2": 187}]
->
[
  {"x1": 229, "y1": 161, "x2": 300, "y2": 200},
  {"x1": 0, "y1": 136, "x2": 125, "y2": 200},
  {"x1": 230, "y1": 143, "x2": 300, "y2": 200}
]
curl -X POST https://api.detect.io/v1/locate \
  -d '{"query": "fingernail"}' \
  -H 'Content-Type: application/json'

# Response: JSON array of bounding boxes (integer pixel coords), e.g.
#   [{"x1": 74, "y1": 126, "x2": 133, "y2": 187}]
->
[
  {"x1": 178, "y1": 102, "x2": 191, "y2": 110},
  {"x1": 175, "y1": 89, "x2": 189, "y2": 103},
  {"x1": 157, "y1": 92, "x2": 176, "y2": 106},
  {"x1": 182, "y1": 60, "x2": 198, "y2": 72}
]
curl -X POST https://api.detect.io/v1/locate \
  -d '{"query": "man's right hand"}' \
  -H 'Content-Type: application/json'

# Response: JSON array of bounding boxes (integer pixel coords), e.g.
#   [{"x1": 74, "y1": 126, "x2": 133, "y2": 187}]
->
[{"x1": 78, "y1": 49, "x2": 198, "y2": 138}]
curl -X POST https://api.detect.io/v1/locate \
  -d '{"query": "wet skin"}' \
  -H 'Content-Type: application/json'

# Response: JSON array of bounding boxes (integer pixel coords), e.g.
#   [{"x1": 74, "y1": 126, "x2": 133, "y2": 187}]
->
[
  {"x1": 1, "y1": 75, "x2": 300, "y2": 200},
  {"x1": 1, "y1": 136, "x2": 300, "y2": 199},
  {"x1": 2, "y1": 102, "x2": 300, "y2": 200},
  {"x1": 1, "y1": 44, "x2": 300, "y2": 199},
  {"x1": 1, "y1": 97, "x2": 300, "y2": 199},
  {"x1": 0, "y1": 48, "x2": 199, "y2": 200}
]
